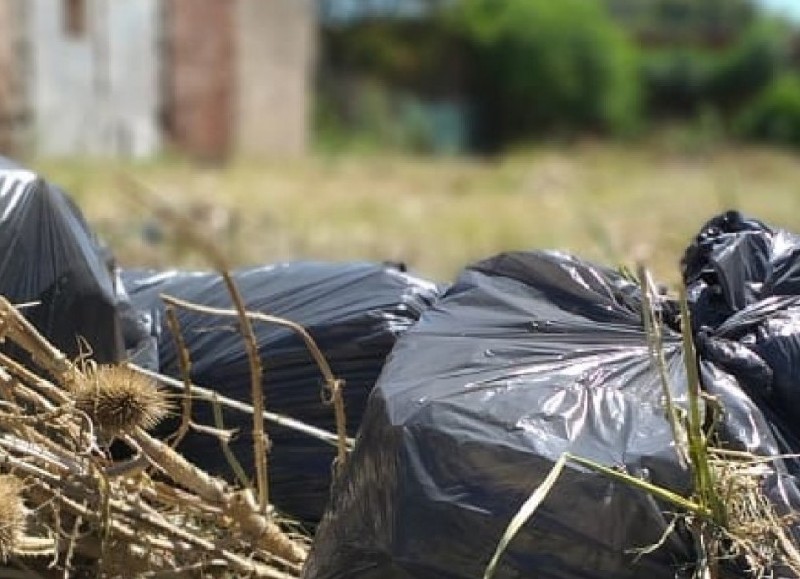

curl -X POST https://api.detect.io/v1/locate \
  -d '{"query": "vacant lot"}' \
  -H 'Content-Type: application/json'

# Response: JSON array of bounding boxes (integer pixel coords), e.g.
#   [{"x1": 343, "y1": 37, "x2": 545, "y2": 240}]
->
[{"x1": 32, "y1": 139, "x2": 800, "y2": 285}]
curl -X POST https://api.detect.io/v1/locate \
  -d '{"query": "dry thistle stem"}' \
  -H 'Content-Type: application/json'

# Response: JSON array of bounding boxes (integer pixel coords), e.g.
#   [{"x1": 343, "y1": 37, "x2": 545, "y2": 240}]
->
[
  {"x1": 0, "y1": 289, "x2": 308, "y2": 576},
  {"x1": 0, "y1": 475, "x2": 25, "y2": 561},
  {"x1": 75, "y1": 365, "x2": 169, "y2": 437},
  {"x1": 227, "y1": 489, "x2": 307, "y2": 564}
]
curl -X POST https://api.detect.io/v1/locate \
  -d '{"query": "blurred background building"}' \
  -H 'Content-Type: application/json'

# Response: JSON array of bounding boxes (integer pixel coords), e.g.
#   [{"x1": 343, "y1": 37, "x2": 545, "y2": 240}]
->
[
  {"x1": 0, "y1": 0, "x2": 315, "y2": 159},
  {"x1": 1, "y1": 0, "x2": 800, "y2": 159}
]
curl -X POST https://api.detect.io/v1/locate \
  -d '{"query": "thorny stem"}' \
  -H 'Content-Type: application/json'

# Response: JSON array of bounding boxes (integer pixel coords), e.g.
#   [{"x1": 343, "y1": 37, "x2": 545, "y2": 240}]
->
[
  {"x1": 164, "y1": 306, "x2": 193, "y2": 449},
  {"x1": 215, "y1": 271, "x2": 270, "y2": 512},
  {"x1": 118, "y1": 177, "x2": 271, "y2": 513},
  {"x1": 159, "y1": 294, "x2": 349, "y2": 471},
  {"x1": 127, "y1": 363, "x2": 353, "y2": 450}
]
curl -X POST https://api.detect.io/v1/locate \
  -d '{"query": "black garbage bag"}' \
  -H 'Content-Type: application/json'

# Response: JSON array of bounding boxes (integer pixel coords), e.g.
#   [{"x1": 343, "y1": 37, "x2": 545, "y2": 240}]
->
[
  {"x1": 0, "y1": 159, "x2": 131, "y2": 363},
  {"x1": 683, "y1": 211, "x2": 800, "y2": 517},
  {"x1": 305, "y1": 251, "x2": 695, "y2": 579},
  {"x1": 682, "y1": 210, "x2": 800, "y2": 330},
  {"x1": 122, "y1": 262, "x2": 440, "y2": 522}
]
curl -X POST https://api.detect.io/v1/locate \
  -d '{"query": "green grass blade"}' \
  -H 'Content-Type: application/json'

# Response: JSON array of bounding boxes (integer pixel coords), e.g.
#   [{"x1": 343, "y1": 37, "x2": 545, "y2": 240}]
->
[
  {"x1": 678, "y1": 289, "x2": 704, "y2": 451},
  {"x1": 483, "y1": 453, "x2": 569, "y2": 579},
  {"x1": 678, "y1": 288, "x2": 726, "y2": 525},
  {"x1": 565, "y1": 453, "x2": 710, "y2": 518}
]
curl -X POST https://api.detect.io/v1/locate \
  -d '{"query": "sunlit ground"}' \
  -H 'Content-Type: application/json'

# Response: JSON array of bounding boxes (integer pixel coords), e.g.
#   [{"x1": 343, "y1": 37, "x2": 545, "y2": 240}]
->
[{"x1": 32, "y1": 136, "x2": 800, "y2": 286}]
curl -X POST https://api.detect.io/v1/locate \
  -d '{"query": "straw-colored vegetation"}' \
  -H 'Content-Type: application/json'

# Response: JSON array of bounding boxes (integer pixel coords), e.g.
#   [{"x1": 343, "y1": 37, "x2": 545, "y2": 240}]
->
[{"x1": 32, "y1": 138, "x2": 800, "y2": 284}]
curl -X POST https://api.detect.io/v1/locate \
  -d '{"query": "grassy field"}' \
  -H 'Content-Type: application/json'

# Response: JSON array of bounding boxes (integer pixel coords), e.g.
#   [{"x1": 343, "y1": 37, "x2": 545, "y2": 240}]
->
[{"x1": 31, "y1": 138, "x2": 800, "y2": 286}]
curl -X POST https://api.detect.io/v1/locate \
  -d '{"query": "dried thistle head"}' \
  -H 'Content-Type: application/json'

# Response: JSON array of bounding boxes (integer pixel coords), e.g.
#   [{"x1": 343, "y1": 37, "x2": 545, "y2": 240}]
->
[
  {"x1": 0, "y1": 476, "x2": 25, "y2": 561},
  {"x1": 75, "y1": 365, "x2": 169, "y2": 437}
]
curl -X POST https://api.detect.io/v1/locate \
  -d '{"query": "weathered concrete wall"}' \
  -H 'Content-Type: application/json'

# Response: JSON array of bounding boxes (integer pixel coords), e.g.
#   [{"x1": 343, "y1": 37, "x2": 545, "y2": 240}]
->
[
  {"x1": 235, "y1": 0, "x2": 315, "y2": 157},
  {"x1": 7, "y1": 0, "x2": 313, "y2": 159},
  {"x1": 165, "y1": 0, "x2": 234, "y2": 161},
  {"x1": 27, "y1": 0, "x2": 160, "y2": 157},
  {"x1": 104, "y1": 0, "x2": 161, "y2": 157}
]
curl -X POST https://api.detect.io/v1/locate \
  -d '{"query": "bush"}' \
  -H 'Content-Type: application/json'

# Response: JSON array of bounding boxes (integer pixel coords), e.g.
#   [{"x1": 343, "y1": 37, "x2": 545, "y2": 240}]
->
[
  {"x1": 735, "y1": 74, "x2": 800, "y2": 147},
  {"x1": 641, "y1": 18, "x2": 793, "y2": 120},
  {"x1": 641, "y1": 48, "x2": 720, "y2": 116},
  {"x1": 450, "y1": 0, "x2": 641, "y2": 146},
  {"x1": 709, "y1": 19, "x2": 793, "y2": 110},
  {"x1": 317, "y1": 20, "x2": 473, "y2": 153}
]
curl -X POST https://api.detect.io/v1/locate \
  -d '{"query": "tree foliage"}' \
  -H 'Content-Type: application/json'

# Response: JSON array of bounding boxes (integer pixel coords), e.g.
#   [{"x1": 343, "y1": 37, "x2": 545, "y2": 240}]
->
[{"x1": 452, "y1": 0, "x2": 641, "y2": 145}]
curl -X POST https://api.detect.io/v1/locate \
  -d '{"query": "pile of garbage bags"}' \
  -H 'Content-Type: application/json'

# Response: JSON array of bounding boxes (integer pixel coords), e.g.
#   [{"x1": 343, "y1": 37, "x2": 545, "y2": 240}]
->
[
  {"x1": 4, "y1": 154, "x2": 800, "y2": 578},
  {"x1": 0, "y1": 157, "x2": 440, "y2": 523},
  {"x1": 305, "y1": 213, "x2": 800, "y2": 578}
]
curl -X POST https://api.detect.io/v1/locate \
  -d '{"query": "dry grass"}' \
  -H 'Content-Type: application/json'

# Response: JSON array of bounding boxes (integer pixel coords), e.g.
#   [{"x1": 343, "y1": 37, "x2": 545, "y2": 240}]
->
[{"x1": 30, "y1": 139, "x2": 800, "y2": 283}]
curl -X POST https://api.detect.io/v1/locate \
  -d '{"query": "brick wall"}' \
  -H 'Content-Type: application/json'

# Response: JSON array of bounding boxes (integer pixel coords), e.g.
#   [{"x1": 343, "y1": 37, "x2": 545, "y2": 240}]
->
[{"x1": 164, "y1": 0, "x2": 234, "y2": 160}]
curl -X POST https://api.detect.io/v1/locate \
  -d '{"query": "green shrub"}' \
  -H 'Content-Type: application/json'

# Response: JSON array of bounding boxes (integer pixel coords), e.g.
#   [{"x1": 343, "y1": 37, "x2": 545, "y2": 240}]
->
[
  {"x1": 641, "y1": 48, "x2": 720, "y2": 116},
  {"x1": 709, "y1": 19, "x2": 793, "y2": 110},
  {"x1": 640, "y1": 19, "x2": 792, "y2": 119},
  {"x1": 736, "y1": 73, "x2": 800, "y2": 147},
  {"x1": 450, "y1": 0, "x2": 641, "y2": 145}
]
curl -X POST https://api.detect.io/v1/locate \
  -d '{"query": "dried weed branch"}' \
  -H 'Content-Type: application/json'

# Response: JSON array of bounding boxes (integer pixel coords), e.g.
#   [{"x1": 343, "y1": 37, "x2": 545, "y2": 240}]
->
[
  {"x1": 120, "y1": 175, "x2": 270, "y2": 512},
  {"x1": 159, "y1": 293, "x2": 350, "y2": 470},
  {"x1": 127, "y1": 363, "x2": 353, "y2": 450},
  {"x1": 164, "y1": 305, "x2": 193, "y2": 449},
  {"x1": 0, "y1": 296, "x2": 307, "y2": 577}
]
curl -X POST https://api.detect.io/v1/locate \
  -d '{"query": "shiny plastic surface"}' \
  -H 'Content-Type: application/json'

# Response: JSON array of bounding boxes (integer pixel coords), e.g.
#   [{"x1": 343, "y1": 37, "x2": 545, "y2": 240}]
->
[
  {"x1": 0, "y1": 158, "x2": 126, "y2": 362},
  {"x1": 684, "y1": 212, "x2": 800, "y2": 520},
  {"x1": 306, "y1": 251, "x2": 694, "y2": 579}
]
